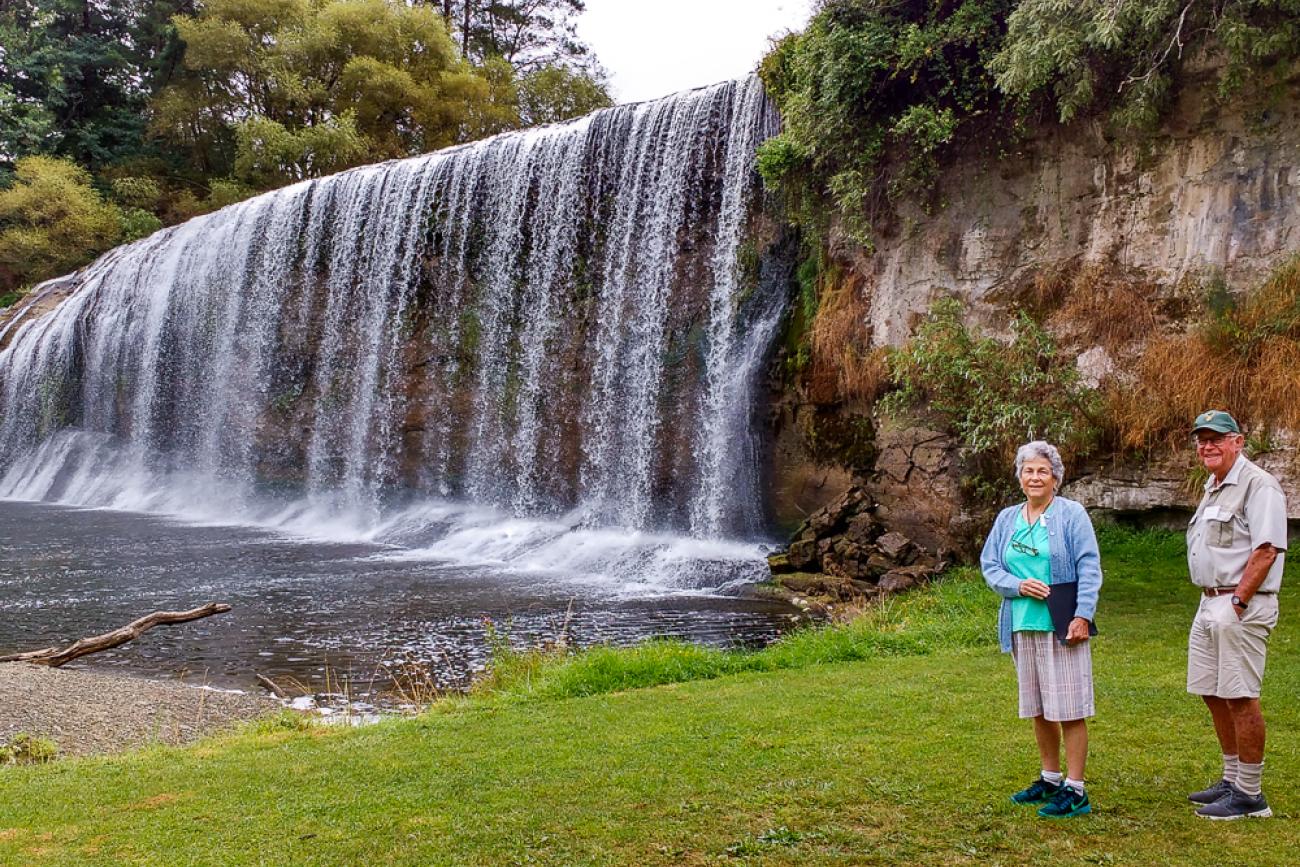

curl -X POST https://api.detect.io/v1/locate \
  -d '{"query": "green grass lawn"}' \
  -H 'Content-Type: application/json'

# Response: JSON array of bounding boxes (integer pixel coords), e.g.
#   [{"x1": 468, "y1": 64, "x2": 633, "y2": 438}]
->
[{"x1": 2, "y1": 527, "x2": 1298, "y2": 865}]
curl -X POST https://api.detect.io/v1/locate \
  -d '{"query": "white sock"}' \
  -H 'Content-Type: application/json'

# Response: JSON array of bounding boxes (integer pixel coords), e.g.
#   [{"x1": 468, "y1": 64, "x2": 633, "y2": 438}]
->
[
  {"x1": 1064, "y1": 777, "x2": 1086, "y2": 794},
  {"x1": 1041, "y1": 770, "x2": 1064, "y2": 785},
  {"x1": 1223, "y1": 753, "x2": 1239, "y2": 784},
  {"x1": 1237, "y1": 761, "x2": 1263, "y2": 796}
]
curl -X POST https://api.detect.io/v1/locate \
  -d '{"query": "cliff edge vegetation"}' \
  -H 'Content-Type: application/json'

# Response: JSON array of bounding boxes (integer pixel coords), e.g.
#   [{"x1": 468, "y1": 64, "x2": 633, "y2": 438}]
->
[{"x1": 758, "y1": 0, "x2": 1300, "y2": 246}]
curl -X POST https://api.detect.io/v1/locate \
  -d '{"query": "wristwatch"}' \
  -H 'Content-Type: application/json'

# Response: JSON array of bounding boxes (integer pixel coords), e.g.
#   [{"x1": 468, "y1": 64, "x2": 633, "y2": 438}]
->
[{"x1": 1231, "y1": 594, "x2": 1248, "y2": 610}]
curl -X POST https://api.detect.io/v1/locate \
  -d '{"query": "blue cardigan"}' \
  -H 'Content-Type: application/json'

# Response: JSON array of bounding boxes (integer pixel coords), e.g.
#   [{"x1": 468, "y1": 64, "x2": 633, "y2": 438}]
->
[{"x1": 980, "y1": 496, "x2": 1103, "y2": 653}]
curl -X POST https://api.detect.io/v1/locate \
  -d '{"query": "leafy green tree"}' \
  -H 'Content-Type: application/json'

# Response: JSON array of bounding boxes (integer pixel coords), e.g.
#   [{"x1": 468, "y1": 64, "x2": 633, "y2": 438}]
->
[
  {"x1": 0, "y1": 155, "x2": 124, "y2": 294},
  {"x1": 436, "y1": 0, "x2": 597, "y2": 72},
  {"x1": 431, "y1": 1, "x2": 612, "y2": 128},
  {"x1": 154, "y1": 0, "x2": 499, "y2": 186},
  {"x1": 0, "y1": 79, "x2": 55, "y2": 161},
  {"x1": 757, "y1": 0, "x2": 1015, "y2": 245},
  {"x1": 0, "y1": 1, "x2": 193, "y2": 170},
  {"x1": 516, "y1": 64, "x2": 612, "y2": 125},
  {"x1": 232, "y1": 115, "x2": 368, "y2": 189},
  {"x1": 992, "y1": 0, "x2": 1300, "y2": 127}
]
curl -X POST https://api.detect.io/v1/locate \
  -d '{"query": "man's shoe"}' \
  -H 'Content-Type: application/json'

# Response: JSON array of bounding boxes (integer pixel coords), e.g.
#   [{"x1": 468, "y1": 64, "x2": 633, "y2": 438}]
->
[
  {"x1": 1195, "y1": 786, "x2": 1272, "y2": 820},
  {"x1": 1010, "y1": 778, "x2": 1061, "y2": 804},
  {"x1": 1037, "y1": 785, "x2": 1091, "y2": 818},
  {"x1": 1188, "y1": 778, "x2": 1234, "y2": 805}
]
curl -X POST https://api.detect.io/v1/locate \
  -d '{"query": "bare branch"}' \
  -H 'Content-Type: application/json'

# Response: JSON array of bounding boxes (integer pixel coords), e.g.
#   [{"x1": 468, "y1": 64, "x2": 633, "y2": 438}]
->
[
  {"x1": 0, "y1": 603, "x2": 232, "y2": 667},
  {"x1": 1119, "y1": 1, "x2": 1197, "y2": 94}
]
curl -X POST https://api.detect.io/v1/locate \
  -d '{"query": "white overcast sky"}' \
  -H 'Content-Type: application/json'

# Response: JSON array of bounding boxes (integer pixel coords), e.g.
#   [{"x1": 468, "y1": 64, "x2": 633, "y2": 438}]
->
[{"x1": 577, "y1": 1, "x2": 815, "y2": 104}]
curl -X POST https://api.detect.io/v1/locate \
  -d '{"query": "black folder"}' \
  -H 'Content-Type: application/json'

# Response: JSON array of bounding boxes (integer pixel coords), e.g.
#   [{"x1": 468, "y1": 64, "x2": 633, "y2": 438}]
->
[{"x1": 1047, "y1": 580, "x2": 1098, "y2": 643}]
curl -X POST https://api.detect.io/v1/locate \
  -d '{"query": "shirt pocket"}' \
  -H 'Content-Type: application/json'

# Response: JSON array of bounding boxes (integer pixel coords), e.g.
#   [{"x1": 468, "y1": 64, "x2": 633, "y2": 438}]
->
[{"x1": 1206, "y1": 515, "x2": 1234, "y2": 548}]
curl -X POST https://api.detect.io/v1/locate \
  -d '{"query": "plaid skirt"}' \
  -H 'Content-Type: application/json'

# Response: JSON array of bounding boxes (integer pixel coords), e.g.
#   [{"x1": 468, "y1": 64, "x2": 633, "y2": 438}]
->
[{"x1": 1011, "y1": 630, "x2": 1095, "y2": 721}]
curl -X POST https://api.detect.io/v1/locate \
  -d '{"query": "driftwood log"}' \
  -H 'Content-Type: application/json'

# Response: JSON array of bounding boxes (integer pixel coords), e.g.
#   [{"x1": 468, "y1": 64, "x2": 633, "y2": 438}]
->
[
  {"x1": 0, "y1": 603, "x2": 231, "y2": 667},
  {"x1": 255, "y1": 672, "x2": 289, "y2": 698}
]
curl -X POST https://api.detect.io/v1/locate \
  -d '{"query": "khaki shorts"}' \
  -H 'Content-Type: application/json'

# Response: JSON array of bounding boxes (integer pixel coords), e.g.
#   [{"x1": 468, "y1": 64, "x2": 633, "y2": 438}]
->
[{"x1": 1187, "y1": 593, "x2": 1279, "y2": 699}]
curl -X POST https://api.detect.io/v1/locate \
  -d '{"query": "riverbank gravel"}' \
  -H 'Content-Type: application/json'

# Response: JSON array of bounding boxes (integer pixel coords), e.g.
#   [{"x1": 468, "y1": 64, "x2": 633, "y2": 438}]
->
[{"x1": 0, "y1": 663, "x2": 280, "y2": 757}]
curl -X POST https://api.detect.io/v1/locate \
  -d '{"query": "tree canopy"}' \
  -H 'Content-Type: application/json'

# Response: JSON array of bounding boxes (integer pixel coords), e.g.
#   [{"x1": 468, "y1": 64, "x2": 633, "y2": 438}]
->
[
  {"x1": 994, "y1": 0, "x2": 1300, "y2": 127},
  {"x1": 435, "y1": 0, "x2": 600, "y2": 73},
  {"x1": 0, "y1": 0, "x2": 612, "y2": 300},
  {"x1": 0, "y1": 1, "x2": 193, "y2": 170},
  {"x1": 153, "y1": 0, "x2": 500, "y2": 185},
  {"x1": 0, "y1": 156, "x2": 127, "y2": 296}
]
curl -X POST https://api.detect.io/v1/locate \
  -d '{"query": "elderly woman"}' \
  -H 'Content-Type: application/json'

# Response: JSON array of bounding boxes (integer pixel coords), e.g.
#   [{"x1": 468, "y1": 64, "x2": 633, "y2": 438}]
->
[{"x1": 981, "y1": 440, "x2": 1102, "y2": 819}]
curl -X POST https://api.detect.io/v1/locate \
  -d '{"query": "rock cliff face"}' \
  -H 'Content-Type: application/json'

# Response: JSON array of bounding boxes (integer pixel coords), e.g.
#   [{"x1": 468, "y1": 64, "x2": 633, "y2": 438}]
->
[
  {"x1": 849, "y1": 65, "x2": 1300, "y2": 348},
  {"x1": 1065, "y1": 433, "x2": 1300, "y2": 520},
  {"x1": 768, "y1": 65, "x2": 1300, "y2": 565}
]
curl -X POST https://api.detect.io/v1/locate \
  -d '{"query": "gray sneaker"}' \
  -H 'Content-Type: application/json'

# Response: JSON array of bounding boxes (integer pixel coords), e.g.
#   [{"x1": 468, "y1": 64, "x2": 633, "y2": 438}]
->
[
  {"x1": 1195, "y1": 785, "x2": 1272, "y2": 820},
  {"x1": 1188, "y1": 778, "x2": 1234, "y2": 805}
]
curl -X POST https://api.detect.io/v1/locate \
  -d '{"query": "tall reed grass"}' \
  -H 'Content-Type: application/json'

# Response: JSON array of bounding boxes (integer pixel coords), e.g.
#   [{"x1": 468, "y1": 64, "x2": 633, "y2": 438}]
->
[{"x1": 809, "y1": 266, "x2": 889, "y2": 404}]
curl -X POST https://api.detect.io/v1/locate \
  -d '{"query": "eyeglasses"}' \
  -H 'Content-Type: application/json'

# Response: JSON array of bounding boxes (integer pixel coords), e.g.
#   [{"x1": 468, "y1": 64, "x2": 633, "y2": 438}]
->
[
  {"x1": 1193, "y1": 433, "x2": 1239, "y2": 449},
  {"x1": 1010, "y1": 527, "x2": 1039, "y2": 557},
  {"x1": 1010, "y1": 539, "x2": 1038, "y2": 556}
]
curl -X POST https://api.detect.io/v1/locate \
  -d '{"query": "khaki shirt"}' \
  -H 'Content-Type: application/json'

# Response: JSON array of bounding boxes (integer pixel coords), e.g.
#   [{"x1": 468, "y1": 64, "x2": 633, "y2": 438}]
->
[{"x1": 1187, "y1": 456, "x2": 1288, "y2": 592}]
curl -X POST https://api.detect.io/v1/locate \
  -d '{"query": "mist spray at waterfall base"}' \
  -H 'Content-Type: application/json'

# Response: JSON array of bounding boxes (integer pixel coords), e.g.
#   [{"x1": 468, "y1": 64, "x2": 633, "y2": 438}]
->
[
  {"x1": 0, "y1": 79, "x2": 802, "y2": 694},
  {"x1": 0, "y1": 500, "x2": 802, "y2": 700}
]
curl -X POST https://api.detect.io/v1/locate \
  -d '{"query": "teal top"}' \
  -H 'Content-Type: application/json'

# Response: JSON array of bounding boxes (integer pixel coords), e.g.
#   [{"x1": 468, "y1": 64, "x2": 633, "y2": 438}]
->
[
  {"x1": 1005, "y1": 507, "x2": 1053, "y2": 632},
  {"x1": 982, "y1": 496, "x2": 1102, "y2": 653}
]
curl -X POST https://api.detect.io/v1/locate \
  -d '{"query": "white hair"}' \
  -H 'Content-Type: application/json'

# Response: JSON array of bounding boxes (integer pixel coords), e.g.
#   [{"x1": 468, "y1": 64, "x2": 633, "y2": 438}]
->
[{"x1": 1014, "y1": 440, "x2": 1065, "y2": 491}]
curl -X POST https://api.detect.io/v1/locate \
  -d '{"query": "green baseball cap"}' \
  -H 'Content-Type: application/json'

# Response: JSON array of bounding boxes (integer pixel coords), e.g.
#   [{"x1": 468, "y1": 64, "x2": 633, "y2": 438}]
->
[{"x1": 1191, "y1": 409, "x2": 1241, "y2": 434}]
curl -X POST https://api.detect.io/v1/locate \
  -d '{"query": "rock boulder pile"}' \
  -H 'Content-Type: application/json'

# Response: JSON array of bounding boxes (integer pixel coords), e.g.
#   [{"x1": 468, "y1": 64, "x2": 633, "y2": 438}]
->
[{"x1": 767, "y1": 486, "x2": 948, "y2": 605}]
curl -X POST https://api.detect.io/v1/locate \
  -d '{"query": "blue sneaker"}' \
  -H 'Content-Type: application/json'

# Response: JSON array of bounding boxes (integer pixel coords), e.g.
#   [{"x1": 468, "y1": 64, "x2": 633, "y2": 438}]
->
[
  {"x1": 1011, "y1": 778, "x2": 1062, "y2": 804},
  {"x1": 1195, "y1": 785, "x2": 1271, "y2": 820},
  {"x1": 1188, "y1": 779, "x2": 1234, "y2": 805},
  {"x1": 1037, "y1": 785, "x2": 1091, "y2": 818}
]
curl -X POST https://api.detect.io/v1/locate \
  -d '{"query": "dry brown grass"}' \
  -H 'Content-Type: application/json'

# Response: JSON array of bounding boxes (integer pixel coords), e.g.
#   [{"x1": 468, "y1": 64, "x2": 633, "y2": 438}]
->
[
  {"x1": 1016, "y1": 260, "x2": 1075, "y2": 317},
  {"x1": 1052, "y1": 265, "x2": 1161, "y2": 353},
  {"x1": 808, "y1": 268, "x2": 888, "y2": 404},
  {"x1": 383, "y1": 656, "x2": 448, "y2": 708},
  {"x1": 1106, "y1": 257, "x2": 1300, "y2": 452},
  {"x1": 1228, "y1": 255, "x2": 1300, "y2": 336}
]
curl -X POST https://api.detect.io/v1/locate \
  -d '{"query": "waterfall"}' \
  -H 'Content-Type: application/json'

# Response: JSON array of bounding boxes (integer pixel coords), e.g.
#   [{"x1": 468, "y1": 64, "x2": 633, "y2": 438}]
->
[{"x1": 0, "y1": 78, "x2": 787, "y2": 586}]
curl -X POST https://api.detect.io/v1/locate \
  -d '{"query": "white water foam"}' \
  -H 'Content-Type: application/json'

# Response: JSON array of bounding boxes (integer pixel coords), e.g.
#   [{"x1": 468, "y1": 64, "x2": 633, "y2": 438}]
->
[{"x1": 0, "y1": 78, "x2": 784, "y2": 595}]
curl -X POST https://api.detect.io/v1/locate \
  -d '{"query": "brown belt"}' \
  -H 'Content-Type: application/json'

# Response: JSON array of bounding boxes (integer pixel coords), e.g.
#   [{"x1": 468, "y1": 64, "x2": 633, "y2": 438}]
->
[{"x1": 1202, "y1": 587, "x2": 1276, "y2": 597}]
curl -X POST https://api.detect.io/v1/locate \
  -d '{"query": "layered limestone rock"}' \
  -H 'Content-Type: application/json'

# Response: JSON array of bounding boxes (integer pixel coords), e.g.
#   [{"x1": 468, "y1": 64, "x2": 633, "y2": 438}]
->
[
  {"x1": 1066, "y1": 435, "x2": 1300, "y2": 521},
  {"x1": 846, "y1": 64, "x2": 1300, "y2": 348}
]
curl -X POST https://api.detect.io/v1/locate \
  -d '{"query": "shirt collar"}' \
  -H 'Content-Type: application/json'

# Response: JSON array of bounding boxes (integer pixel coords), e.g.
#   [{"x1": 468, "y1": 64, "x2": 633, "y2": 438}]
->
[
  {"x1": 1023, "y1": 499, "x2": 1055, "y2": 523},
  {"x1": 1206, "y1": 455, "x2": 1248, "y2": 492}
]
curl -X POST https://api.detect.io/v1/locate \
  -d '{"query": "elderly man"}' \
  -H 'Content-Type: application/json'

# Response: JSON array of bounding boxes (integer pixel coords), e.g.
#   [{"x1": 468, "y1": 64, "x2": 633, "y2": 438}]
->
[{"x1": 1185, "y1": 410, "x2": 1288, "y2": 820}]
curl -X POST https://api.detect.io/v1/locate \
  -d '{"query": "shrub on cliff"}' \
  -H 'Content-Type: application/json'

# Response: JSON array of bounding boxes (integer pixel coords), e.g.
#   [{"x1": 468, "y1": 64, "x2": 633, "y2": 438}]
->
[
  {"x1": 880, "y1": 296, "x2": 1101, "y2": 493},
  {"x1": 993, "y1": 0, "x2": 1300, "y2": 128},
  {"x1": 757, "y1": 0, "x2": 1014, "y2": 245}
]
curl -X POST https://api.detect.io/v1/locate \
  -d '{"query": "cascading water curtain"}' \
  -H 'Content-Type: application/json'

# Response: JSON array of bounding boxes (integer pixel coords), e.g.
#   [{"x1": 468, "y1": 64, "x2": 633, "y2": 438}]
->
[{"x1": 0, "y1": 77, "x2": 785, "y2": 540}]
